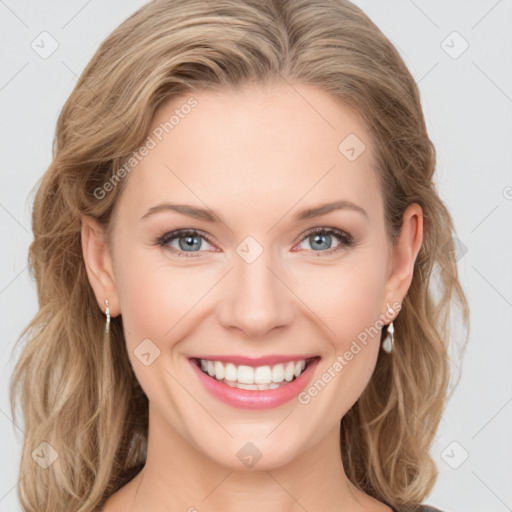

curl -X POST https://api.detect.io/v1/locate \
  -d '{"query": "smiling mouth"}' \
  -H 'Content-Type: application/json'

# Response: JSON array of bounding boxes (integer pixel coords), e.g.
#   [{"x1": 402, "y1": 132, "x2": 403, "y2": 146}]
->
[{"x1": 192, "y1": 356, "x2": 320, "y2": 391}]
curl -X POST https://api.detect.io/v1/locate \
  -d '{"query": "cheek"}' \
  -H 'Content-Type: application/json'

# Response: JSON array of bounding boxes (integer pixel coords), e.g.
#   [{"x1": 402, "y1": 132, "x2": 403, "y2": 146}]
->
[
  {"x1": 112, "y1": 247, "x2": 210, "y2": 400},
  {"x1": 114, "y1": 229, "x2": 388, "y2": 350},
  {"x1": 113, "y1": 244, "x2": 213, "y2": 350},
  {"x1": 116, "y1": 252, "x2": 387, "y2": 338},
  {"x1": 287, "y1": 257, "x2": 388, "y2": 420},
  {"x1": 116, "y1": 273, "x2": 172, "y2": 341},
  {"x1": 340, "y1": 267, "x2": 386, "y2": 337},
  {"x1": 291, "y1": 255, "x2": 388, "y2": 349}
]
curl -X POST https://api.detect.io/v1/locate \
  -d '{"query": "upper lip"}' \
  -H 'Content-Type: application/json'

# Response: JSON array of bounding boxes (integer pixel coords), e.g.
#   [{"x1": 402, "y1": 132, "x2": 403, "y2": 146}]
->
[{"x1": 191, "y1": 354, "x2": 320, "y2": 367}]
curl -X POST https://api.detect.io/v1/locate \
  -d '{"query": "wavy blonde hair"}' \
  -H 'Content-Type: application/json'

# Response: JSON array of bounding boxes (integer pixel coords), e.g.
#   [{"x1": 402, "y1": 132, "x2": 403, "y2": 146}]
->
[{"x1": 10, "y1": 0, "x2": 469, "y2": 510}]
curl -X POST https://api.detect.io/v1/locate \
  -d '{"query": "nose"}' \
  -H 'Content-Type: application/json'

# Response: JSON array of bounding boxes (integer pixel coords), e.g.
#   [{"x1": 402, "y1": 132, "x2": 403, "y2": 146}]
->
[{"x1": 217, "y1": 246, "x2": 295, "y2": 339}]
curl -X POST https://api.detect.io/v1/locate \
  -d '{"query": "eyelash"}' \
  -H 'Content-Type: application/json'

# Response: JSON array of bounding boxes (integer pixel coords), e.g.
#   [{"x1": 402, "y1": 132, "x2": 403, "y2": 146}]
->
[{"x1": 155, "y1": 227, "x2": 355, "y2": 259}]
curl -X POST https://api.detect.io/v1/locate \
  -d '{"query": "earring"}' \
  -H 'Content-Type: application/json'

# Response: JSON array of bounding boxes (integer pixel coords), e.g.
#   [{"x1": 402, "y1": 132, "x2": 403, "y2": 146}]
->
[
  {"x1": 104, "y1": 299, "x2": 110, "y2": 334},
  {"x1": 381, "y1": 321, "x2": 394, "y2": 353}
]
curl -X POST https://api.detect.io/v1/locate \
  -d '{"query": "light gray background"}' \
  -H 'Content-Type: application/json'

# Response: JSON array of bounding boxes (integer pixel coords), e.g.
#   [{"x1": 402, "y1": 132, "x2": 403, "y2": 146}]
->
[{"x1": 1, "y1": 1, "x2": 511, "y2": 511}]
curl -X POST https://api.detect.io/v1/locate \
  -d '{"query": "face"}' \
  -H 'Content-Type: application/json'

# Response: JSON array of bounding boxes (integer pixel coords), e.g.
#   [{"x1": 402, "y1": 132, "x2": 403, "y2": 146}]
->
[{"x1": 83, "y1": 81, "x2": 421, "y2": 471}]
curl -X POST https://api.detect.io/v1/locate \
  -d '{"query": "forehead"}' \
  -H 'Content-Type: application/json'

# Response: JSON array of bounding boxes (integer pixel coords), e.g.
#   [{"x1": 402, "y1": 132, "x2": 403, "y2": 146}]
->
[{"x1": 116, "y1": 81, "x2": 383, "y2": 224}]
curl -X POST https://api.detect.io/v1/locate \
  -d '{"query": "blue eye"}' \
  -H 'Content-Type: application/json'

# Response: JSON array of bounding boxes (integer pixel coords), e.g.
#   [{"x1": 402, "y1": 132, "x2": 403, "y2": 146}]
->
[
  {"x1": 156, "y1": 227, "x2": 354, "y2": 258},
  {"x1": 156, "y1": 229, "x2": 214, "y2": 257},
  {"x1": 294, "y1": 227, "x2": 354, "y2": 256}
]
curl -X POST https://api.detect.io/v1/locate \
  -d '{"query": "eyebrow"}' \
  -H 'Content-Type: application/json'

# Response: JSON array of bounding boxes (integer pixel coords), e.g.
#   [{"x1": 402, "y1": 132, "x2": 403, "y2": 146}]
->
[{"x1": 140, "y1": 199, "x2": 368, "y2": 223}]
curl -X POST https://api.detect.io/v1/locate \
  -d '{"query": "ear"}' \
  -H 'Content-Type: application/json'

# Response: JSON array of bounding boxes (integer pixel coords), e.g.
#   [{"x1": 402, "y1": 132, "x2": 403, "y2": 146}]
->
[
  {"x1": 382, "y1": 203, "x2": 423, "y2": 317},
  {"x1": 81, "y1": 215, "x2": 120, "y2": 317}
]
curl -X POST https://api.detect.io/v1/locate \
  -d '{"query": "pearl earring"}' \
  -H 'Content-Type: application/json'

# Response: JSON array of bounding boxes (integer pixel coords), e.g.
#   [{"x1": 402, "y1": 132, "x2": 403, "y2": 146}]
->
[
  {"x1": 381, "y1": 321, "x2": 394, "y2": 353},
  {"x1": 104, "y1": 299, "x2": 110, "y2": 334},
  {"x1": 381, "y1": 303, "x2": 395, "y2": 353}
]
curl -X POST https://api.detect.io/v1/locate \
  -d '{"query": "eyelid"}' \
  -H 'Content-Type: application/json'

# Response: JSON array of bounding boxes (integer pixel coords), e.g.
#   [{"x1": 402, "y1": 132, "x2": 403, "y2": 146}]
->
[
  {"x1": 156, "y1": 228, "x2": 217, "y2": 257},
  {"x1": 298, "y1": 226, "x2": 353, "y2": 244},
  {"x1": 155, "y1": 226, "x2": 354, "y2": 258},
  {"x1": 292, "y1": 226, "x2": 354, "y2": 255}
]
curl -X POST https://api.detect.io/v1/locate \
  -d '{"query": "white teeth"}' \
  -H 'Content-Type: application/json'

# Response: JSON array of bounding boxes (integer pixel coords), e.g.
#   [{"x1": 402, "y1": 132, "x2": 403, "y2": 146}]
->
[
  {"x1": 225, "y1": 363, "x2": 237, "y2": 381},
  {"x1": 237, "y1": 383, "x2": 255, "y2": 390},
  {"x1": 197, "y1": 358, "x2": 311, "y2": 386},
  {"x1": 237, "y1": 365, "x2": 254, "y2": 384},
  {"x1": 272, "y1": 364, "x2": 284, "y2": 383},
  {"x1": 284, "y1": 362, "x2": 295, "y2": 381},
  {"x1": 254, "y1": 365, "x2": 272, "y2": 384},
  {"x1": 220, "y1": 380, "x2": 281, "y2": 390},
  {"x1": 214, "y1": 361, "x2": 225, "y2": 380}
]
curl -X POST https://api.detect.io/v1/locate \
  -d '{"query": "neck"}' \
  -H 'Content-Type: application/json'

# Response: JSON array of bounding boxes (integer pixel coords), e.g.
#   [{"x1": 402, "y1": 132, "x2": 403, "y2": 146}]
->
[{"x1": 107, "y1": 404, "x2": 389, "y2": 512}]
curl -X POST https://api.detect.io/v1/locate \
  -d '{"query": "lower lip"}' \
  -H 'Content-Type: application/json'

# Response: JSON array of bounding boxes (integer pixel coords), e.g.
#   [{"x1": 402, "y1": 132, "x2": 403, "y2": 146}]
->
[{"x1": 189, "y1": 357, "x2": 320, "y2": 410}]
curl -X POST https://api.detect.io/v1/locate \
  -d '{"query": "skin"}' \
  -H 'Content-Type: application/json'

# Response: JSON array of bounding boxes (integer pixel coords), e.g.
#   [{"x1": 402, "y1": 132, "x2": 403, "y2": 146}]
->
[{"x1": 82, "y1": 80, "x2": 423, "y2": 512}]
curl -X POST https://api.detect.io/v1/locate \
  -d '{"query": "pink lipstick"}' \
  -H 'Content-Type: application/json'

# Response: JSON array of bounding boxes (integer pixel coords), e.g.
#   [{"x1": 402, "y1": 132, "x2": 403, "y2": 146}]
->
[{"x1": 189, "y1": 356, "x2": 320, "y2": 409}]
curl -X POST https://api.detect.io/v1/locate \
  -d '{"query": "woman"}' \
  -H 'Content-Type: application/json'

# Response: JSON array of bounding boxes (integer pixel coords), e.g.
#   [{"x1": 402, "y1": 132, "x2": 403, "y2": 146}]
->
[{"x1": 10, "y1": 0, "x2": 469, "y2": 511}]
